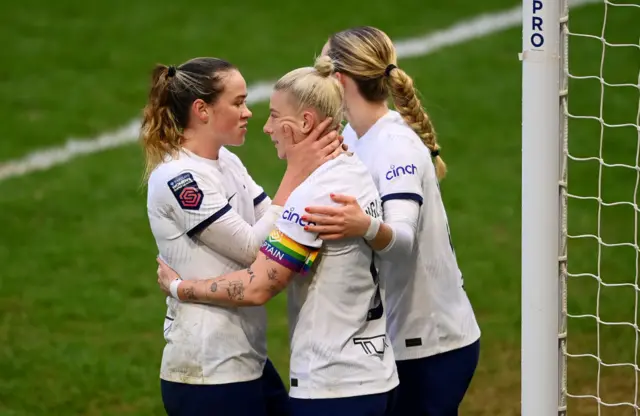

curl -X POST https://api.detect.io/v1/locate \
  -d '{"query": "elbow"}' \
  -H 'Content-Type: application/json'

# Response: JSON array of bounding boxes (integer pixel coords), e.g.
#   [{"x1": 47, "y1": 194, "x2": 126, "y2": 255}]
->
[{"x1": 244, "y1": 286, "x2": 272, "y2": 306}]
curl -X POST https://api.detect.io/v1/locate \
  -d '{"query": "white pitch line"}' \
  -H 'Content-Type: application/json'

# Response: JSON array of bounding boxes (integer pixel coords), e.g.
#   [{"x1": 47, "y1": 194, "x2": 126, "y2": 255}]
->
[{"x1": 0, "y1": 0, "x2": 599, "y2": 182}]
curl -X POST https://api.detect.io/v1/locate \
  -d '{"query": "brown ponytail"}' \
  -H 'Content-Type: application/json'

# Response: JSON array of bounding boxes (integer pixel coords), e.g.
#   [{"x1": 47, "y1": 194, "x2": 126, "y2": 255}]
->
[{"x1": 140, "y1": 65, "x2": 183, "y2": 180}]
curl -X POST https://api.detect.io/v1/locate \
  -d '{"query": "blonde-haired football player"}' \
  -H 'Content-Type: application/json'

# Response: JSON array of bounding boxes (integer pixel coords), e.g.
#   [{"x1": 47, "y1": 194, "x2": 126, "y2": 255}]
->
[{"x1": 158, "y1": 56, "x2": 399, "y2": 416}]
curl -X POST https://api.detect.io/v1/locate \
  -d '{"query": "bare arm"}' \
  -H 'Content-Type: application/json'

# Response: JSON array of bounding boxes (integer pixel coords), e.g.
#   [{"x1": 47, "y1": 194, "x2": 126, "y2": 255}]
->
[
  {"x1": 159, "y1": 252, "x2": 295, "y2": 307},
  {"x1": 159, "y1": 228, "x2": 320, "y2": 306}
]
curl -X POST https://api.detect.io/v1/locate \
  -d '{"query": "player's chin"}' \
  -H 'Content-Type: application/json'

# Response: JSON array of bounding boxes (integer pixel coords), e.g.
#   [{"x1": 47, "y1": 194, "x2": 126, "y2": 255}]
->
[{"x1": 228, "y1": 132, "x2": 246, "y2": 147}]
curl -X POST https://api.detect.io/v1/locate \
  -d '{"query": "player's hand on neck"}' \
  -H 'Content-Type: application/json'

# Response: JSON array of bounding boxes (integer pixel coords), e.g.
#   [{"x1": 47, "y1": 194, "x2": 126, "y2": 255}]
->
[{"x1": 284, "y1": 116, "x2": 344, "y2": 181}]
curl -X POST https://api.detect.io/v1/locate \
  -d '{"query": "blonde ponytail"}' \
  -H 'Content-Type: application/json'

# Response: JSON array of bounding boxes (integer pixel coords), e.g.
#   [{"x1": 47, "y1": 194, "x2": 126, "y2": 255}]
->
[
  {"x1": 314, "y1": 55, "x2": 335, "y2": 78},
  {"x1": 387, "y1": 68, "x2": 447, "y2": 180},
  {"x1": 274, "y1": 62, "x2": 343, "y2": 131}
]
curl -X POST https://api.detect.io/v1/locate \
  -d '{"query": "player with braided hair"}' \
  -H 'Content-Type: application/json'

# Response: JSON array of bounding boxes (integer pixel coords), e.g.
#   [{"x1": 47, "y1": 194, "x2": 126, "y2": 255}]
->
[{"x1": 303, "y1": 26, "x2": 481, "y2": 416}]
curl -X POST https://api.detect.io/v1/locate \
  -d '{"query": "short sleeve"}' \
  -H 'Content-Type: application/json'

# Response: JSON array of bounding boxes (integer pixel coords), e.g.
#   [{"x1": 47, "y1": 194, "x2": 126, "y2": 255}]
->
[
  {"x1": 274, "y1": 186, "x2": 326, "y2": 249},
  {"x1": 165, "y1": 170, "x2": 231, "y2": 237},
  {"x1": 374, "y1": 135, "x2": 425, "y2": 206}
]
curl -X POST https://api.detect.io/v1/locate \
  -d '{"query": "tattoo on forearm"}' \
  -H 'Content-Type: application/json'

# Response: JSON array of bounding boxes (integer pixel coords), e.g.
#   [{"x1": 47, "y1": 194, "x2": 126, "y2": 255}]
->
[
  {"x1": 247, "y1": 267, "x2": 256, "y2": 284},
  {"x1": 267, "y1": 268, "x2": 278, "y2": 281},
  {"x1": 268, "y1": 285, "x2": 280, "y2": 296},
  {"x1": 227, "y1": 280, "x2": 245, "y2": 301},
  {"x1": 210, "y1": 282, "x2": 217, "y2": 292},
  {"x1": 184, "y1": 285, "x2": 196, "y2": 300}
]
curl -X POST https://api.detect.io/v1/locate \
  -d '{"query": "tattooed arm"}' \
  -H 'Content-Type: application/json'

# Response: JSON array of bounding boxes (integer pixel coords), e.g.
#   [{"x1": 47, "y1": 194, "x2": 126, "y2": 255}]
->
[{"x1": 157, "y1": 252, "x2": 297, "y2": 307}]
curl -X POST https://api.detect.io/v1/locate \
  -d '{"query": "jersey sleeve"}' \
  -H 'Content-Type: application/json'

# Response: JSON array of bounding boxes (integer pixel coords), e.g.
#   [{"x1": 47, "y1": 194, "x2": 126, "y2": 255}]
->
[
  {"x1": 374, "y1": 134, "x2": 425, "y2": 206},
  {"x1": 165, "y1": 169, "x2": 231, "y2": 237},
  {"x1": 259, "y1": 185, "x2": 327, "y2": 274}
]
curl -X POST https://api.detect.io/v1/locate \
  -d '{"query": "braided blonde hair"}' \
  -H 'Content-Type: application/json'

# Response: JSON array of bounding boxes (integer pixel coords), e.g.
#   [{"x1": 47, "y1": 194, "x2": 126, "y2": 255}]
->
[{"x1": 325, "y1": 26, "x2": 446, "y2": 179}]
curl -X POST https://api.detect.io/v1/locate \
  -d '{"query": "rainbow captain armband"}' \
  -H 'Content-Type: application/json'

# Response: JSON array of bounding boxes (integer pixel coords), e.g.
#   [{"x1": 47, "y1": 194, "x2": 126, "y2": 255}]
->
[{"x1": 260, "y1": 229, "x2": 319, "y2": 274}]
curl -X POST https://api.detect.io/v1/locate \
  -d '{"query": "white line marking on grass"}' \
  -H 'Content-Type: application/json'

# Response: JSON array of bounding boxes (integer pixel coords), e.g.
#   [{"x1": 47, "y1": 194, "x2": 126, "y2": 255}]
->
[{"x1": 0, "y1": 0, "x2": 598, "y2": 182}]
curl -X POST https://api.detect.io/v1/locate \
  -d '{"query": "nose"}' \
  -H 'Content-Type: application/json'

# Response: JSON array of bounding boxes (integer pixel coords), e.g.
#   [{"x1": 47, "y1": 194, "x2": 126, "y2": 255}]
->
[
  {"x1": 243, "y1": 105, "x2": 252, "y2": 119},
  {"x1": 263, "y1": 122, "x2": 272, "y2": 135}
]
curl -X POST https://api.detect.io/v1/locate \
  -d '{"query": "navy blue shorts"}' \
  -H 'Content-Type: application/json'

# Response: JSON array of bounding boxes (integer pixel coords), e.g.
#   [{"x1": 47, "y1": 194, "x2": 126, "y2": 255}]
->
[
  {"x1": 161, "y1": 358, "x2": 289, "y2": 416},
  {"x1": 289, "y1": 388, "x2": 397, "y2": 416},
  {"x1": 392, "y1": 339, "x2": 480, "y2": 416}
]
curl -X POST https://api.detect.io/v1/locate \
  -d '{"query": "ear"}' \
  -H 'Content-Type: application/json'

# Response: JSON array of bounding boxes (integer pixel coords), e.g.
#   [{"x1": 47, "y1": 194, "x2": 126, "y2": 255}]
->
[
  {"x1": 334, "y1": 72, "x2": 347, "y2": 87},
  {"x1": 300, "y1": 110, "x2": 317, "y2": 135},
  {"x1": 191, "y1": 99, "x2": 209, "y2": 123}
]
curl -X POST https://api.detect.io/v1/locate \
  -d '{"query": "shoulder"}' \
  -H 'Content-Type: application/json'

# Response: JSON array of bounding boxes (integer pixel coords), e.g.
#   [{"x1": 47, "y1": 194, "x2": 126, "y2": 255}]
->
[
  {"x1": 149, "y1": 155, "x2": 223, "y2": 198},
  {"x1": 220, "y1": 147, "x2": 248, "y2": 172},
  {"x1": 305, "y1": 153, "x2": 375, "y2": 197}
]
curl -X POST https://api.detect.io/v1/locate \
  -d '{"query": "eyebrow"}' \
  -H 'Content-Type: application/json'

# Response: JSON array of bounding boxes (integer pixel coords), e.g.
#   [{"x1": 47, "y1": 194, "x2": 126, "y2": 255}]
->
[
  {"x1": 269, "y1": 108, "x2": 279, "y2": 114},
  {"x1": 235, "y1": 94, "x2": 247, "y2": 100}
]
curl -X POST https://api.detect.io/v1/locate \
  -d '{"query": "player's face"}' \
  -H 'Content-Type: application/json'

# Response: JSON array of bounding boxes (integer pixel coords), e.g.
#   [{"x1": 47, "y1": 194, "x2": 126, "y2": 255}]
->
[
  {"x1": 207, "y1": 69, "x2": 252, "y2": 147},
  {"x1": 263, "y1": 90, "x2": 304, "y2": 160}
]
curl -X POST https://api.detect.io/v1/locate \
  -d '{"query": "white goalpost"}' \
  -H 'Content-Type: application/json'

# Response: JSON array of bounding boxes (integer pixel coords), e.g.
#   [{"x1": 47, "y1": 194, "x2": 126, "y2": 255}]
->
[
  {"x1": 521, "y1": 0, "x2": 564, "y2": 414},
  {"x1": 522, "y1": 0, "x2": 640, "y2": 414}
]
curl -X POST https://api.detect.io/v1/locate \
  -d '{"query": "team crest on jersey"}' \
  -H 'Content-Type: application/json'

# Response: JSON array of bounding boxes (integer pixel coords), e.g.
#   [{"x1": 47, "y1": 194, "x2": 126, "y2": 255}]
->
[{"x1": 167, "y1": 172, "x2": 203, "y2": 210}]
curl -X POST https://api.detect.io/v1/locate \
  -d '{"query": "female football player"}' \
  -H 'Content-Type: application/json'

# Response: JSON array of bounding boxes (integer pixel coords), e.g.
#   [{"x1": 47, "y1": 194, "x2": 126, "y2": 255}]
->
[
  {"x1": 142, "y1": 56, "x2": 342, "y2": 416},
  {"x1": 156, "y1": 55, "x2": 399, "y2": 416},
  {"x1": 302, "y1": 27, "x2": 482, "y2": 416}
]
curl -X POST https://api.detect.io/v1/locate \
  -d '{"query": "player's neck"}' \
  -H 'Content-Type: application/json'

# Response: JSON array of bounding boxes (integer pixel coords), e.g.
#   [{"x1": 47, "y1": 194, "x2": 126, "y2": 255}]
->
[
  {"x1": 346, "y1": 98, "x2": 389, "y2": 138},
  {"x1": 181, "y1": 129, "x2": 222, "y2": 160}
]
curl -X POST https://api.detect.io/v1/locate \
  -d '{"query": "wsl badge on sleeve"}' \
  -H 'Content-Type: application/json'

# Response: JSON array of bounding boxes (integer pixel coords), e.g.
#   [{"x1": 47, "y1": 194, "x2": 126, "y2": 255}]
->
[{"x1": 168, "y1": 172, "x2": 203, "y2": 210}]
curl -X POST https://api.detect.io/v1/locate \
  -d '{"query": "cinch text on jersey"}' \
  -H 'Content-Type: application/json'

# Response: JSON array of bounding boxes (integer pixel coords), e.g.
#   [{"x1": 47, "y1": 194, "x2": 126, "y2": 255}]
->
[
  {"x1": 282, "y1": 208, "x2": 317, "y2": 227},
  {"x1": 386, "y1": 164, "x2": 418, "y2": 180}
]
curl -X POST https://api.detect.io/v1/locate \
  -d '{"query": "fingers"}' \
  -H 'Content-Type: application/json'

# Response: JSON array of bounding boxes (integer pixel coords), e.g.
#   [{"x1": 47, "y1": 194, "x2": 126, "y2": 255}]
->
[
  {"x1": 302, "y1": 212, "x2": 342, "y2": 226},
  {"x1": 318, "y1": 233, "x2": 344, "y2": 241},
  {"x1": 326, "y1": 145, "x2": 343, "y2": 161},
  {"x1": 303, "y1": 224, "x2": 344, "y2": 234},
  {"x1": 321, "y1": 138, "x2": 342, "y2": 159},
  {"x1": 306, "y1": 117, "x2": 333, "y2": 142},
  {"x1": 316, "y1": 131, "x2": 339, "y2": 150},
  {"x1": 283, "y1": 124, "x2": 294, "y2": 142},
  {"x1": 330, "y1": 193, "x2": 357, "y2": 204},
  {"x1": 303, "y1": 205, "x2": 342, "y2": 216}
]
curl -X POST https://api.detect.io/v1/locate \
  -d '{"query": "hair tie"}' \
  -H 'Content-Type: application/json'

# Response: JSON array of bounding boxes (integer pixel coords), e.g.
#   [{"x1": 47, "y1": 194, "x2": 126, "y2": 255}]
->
[
  {"x1": 384, "y1": 64, "x2": 397, "y2": 77},
  {"x1": 167, "y1": 66, "x2": 177, "y2": 77},
  {"x1": 430, "y1": 149, "x2": 440, "y2": 158}
]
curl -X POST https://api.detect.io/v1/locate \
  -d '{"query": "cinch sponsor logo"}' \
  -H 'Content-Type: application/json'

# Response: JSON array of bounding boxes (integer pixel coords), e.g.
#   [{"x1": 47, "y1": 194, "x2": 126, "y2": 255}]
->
[
  {"x1": 282, "y1": 208, "x2": 316, "y2": 227},
  {"x1": 386, "y1": 164, "x2": 417, "y2": 180}
]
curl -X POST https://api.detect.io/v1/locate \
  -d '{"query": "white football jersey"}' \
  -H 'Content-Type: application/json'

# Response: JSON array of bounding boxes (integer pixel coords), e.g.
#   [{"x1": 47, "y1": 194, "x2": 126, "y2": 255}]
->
[
  {"x1": 343, "y1": 111, "x2": 481, "y2": 361},
  {"x1": 147, "y1": 147, "x2": 269, "y2": 384},
  {"x1": 280, "y1": 152, "x2": 399, "y2": 399}
]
